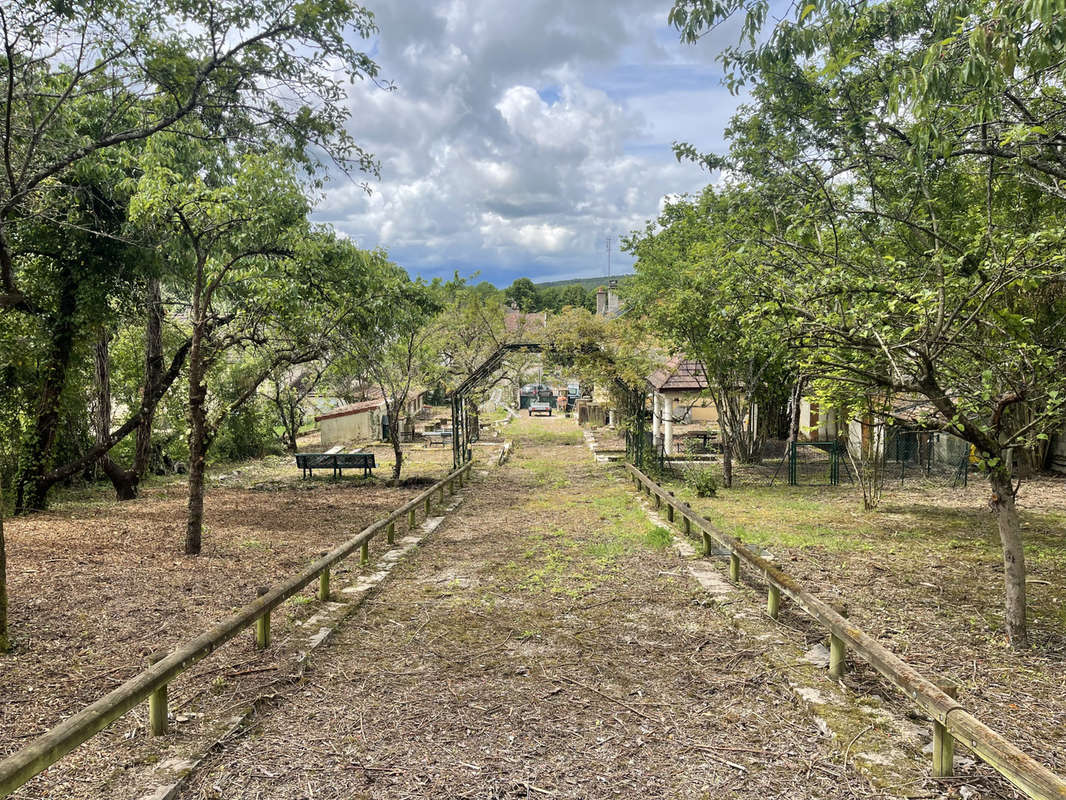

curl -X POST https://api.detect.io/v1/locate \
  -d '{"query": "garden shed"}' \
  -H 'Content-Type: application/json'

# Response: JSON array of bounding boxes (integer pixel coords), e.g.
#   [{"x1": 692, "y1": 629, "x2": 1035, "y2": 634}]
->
[{"x1": 315, "y1": 399, "x2": 386, "y2": 447}]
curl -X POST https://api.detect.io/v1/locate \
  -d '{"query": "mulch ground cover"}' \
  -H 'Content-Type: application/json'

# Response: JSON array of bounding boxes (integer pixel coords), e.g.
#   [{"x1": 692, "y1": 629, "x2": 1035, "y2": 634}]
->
[
  {"x1": 178, "y1": 418, "x2": 862, "y2": 800},
  {"x1": 1, "y1": 445, "x2": 453, "y2": 798},
  {"x1": 660, "y1": 463, "x2": 1066, "y2": 784}
]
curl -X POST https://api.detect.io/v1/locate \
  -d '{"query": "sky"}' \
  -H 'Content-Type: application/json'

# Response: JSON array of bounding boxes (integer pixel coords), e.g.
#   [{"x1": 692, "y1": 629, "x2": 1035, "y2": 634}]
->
[{"x1": 313, "y1": 1, "x2": 749, "y2": 287}]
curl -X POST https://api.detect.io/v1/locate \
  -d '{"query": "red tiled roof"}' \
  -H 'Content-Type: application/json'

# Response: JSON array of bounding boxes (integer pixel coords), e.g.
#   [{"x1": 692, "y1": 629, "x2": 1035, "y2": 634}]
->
[
  {"x1": 647, "y1": 356, "x2": 708, "y2": 392},
  {"x1": 314, "y1": 399, "x2": 386, "y2": 423}
]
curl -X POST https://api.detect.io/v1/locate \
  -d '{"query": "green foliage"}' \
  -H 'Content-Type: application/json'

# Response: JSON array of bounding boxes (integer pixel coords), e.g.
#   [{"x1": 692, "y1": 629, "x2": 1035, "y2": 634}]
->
[
  {"x1": 213, "y1": 400, "x2": 280, "y2": 462},
  {"x1": 663, "y1": 0, "x2": 1066, "y2": 645},
  {"x1": 503, "y1": 277, "x2": 595, "y2": 313},
  {"x1": 684, "y1": 467, "x2": 719, "y2": 498}
]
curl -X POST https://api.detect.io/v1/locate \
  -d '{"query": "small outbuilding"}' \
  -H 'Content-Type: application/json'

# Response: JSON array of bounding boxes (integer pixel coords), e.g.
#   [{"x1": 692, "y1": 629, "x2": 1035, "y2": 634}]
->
[{"x1": 315, "y1": 399, "x2": 386, "y2": 447}]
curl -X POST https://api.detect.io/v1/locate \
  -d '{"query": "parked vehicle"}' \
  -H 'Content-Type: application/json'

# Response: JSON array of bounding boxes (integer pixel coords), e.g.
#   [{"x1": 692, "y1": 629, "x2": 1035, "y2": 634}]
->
[{"x1": 529, "y1": 401, "x2": 552, "y2": 417}]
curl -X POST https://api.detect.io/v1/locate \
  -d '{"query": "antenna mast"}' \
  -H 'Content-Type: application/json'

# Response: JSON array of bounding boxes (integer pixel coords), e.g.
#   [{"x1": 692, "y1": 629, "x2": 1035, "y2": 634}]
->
[{"x1": 605, "y1": 235, "x2": 612, "y2": 279}]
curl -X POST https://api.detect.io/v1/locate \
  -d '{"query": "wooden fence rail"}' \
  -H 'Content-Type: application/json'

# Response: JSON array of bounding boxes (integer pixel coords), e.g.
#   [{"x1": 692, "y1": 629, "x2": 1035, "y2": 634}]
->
[
  {"x1": 0, "y1": 460, "x2": 474, "y2": 798},
  {"x1": 626, "y1": 463, "x2": 1066, "y2": 800}
]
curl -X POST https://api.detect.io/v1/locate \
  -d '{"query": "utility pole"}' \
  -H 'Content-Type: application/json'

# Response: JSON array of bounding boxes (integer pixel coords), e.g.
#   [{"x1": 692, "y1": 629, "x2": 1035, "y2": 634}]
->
[{"x1": 605, "y1": 235, "x2": 612, "y2": 279}]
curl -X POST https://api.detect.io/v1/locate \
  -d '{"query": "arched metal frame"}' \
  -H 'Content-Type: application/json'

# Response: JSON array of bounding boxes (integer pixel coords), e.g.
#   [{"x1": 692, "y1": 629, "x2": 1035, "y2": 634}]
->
[{"x1": 450, "y1": 342, "x2": 542, "y2": 468}]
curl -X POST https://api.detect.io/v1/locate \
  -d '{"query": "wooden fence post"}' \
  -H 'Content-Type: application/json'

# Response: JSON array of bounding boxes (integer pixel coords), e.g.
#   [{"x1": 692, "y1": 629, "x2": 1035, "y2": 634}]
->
[
  {"x1": 666, "y1": 503, "x2": 675, "y2": 522},
  {"x1": 424, "y1": 495, "x2": 431, "y2": 516},
  {"x1": 318, "y1": 568, "x2": 330, "y2": 602},
  {"x1": 147, "y1": 651, "x2": 168, "y2": 736},
  {"x1": 255, "y1": 611, "x2": 270, "y2": 649},
  {"x1": 360, "y1": 540, "x2": 370, "y2": 565},
  {"x1": 408, "y1": 508, "x2": 416, "y2": 529},
  {"x1": 829, "y1": 632, "x2": 846, "y2": 679},
  {"x1": 448, "y1": 478, "x2": 456, "y2": 495},
  {"x1": 933, "y1": 680, "x2": 959, "y2": 777},
  {"x1": 701, "y1": 531, "x2": 713, "y2": 557},
  {"x1": 387, "y1": 521, "x2": 395, "y2": 545},
  {"x1": 682, "y1": 515, "x2": 691, "y2": 535},
  {"x1": 828, "y1": 603, "x2": 848, "y2": 679},
  {"x1": 438, "y1": 485, "x2": 445, "y2": 503},
  {"x1": 767, "y1": 585, "x2": 781, "y2": 620},
  {"x1": 729, "y1": 553, "x2": 740, "y2": 582}
]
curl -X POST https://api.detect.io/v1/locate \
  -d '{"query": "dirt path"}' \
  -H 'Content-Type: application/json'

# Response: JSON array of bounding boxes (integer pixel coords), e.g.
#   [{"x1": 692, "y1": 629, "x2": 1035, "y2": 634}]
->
[{"x1": 179, "y1": 417, "x2": 860, "y2": 799}]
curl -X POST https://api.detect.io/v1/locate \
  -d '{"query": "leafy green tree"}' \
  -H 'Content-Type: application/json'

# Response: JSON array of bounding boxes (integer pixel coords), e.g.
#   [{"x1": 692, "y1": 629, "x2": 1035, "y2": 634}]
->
[
  {"x1": 667, "y1": 0, "x2": 1066, "y2": 646},
  {"x1": 333, "y1": 274, "x2": 443, "y2": 482},
  {"x1": 625, "y1": 187, "x2": 793, "y2": 481},
  {"x1": 504, "y1": 277, "x2": 539, "y2": 312},
  {"x1": 430, "y1": 280, "x2": 508, "y2": 396},
  {"x1": 263, "y1": 363, "x2": 330, "y2": 453},
  {"x1": 9, "y1": 162, "x2": 166, "y2": 511},
  {"x1": 0, "y1": 0, "x2": 381, "y2": 314},
  {"x1": 542, "y1": 308, "x2": 655, "y2": 457},
  {"x1": 132, "y1": 139, "x2": 379, "y2": 554}
]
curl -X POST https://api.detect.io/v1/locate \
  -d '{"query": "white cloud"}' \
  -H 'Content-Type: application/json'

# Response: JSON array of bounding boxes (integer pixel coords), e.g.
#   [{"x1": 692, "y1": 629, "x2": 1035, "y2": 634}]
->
[{"x1": 314, "y1": 0, "x2": 740, "y2": 283}]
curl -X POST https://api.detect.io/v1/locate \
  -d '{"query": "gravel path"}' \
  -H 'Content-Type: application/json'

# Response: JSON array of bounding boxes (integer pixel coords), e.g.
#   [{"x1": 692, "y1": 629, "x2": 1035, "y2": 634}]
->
[{"x1": 179, "y1": 417, "x2": 863, "y2": 799}]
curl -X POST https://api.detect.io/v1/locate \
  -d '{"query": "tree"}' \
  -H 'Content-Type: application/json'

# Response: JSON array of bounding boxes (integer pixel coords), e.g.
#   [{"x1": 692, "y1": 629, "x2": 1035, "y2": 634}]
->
[
  {"x1": 92, "y1": 278, "x2": 172, "y2": 499},
  {"x1": 132, "y1": 140, "x2": 380, "y2": 554},
  {"x1": 624, "y1": 187, "x2": 793, "y2": 479},
  {"x1": 0, "y1": 0, "x2": 381, "y2": 314},
  {"x1": 9, "y1": 162, "x2": 180, "y2": 512},
  {"x1": 667, "y1": 0, "x2": 1066, "y2": 646},
  {"x1": 335, "y1": 275, "x2": 442, "y2": 482},
  {"x1": 264, "y1": 363, "x2": 330, "y2": 453},
  {"x1": 542, "y1": 308, "x2": 655, "y2": 459},
  {"x1": 430, "y1": 280, "x2": 508, "y2": 396},
  {"x1": 504, "y1": 277, "x2": 539, "y2": 312},
  {"x1": 2, "y1": 0, "x2": 384, "y2": 511}
]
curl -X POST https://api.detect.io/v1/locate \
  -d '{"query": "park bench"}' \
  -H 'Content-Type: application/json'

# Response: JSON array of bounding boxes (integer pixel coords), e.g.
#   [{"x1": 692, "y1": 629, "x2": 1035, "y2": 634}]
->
[
  {"x1": 423, "y1": 429, "x2": 453, "y2": 446},
  {"x1": 295, "y1": 451, "x2": 376, "y2": 478}
]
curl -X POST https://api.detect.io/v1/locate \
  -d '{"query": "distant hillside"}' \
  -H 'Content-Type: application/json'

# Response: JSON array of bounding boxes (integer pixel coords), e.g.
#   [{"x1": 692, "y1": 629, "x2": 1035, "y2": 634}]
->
[{"x1": 533, "y1": 274, "x2": 633, "y2": 291}]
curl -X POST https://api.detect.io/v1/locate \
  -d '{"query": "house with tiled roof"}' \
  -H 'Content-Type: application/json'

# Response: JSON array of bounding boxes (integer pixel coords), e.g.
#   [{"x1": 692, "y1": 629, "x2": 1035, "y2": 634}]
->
[
  {"x1": 314, "y1": 390, "x2": 427, "y2": 447},
  {"x1": 646, "y1": 356, "x2": 719, "y2": 454}
]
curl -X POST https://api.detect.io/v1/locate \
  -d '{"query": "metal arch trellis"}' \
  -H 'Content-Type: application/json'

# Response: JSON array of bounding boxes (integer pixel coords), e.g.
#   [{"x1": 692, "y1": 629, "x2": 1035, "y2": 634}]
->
[{"x1": 449, "y1": 342, "x2": 542, "y2": 468}]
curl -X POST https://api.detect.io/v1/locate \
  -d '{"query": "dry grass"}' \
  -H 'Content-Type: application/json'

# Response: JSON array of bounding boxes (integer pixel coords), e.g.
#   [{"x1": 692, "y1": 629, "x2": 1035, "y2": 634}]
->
[
  {"x1": 1, "y1": 442, "x2": 456, "y2": 798},
  {"x1": 178, "y1": 417, "x2": 863, "y2": 799},
  {"x1": 656, "y1": 466, "x2": 1066, "y2": 779}
]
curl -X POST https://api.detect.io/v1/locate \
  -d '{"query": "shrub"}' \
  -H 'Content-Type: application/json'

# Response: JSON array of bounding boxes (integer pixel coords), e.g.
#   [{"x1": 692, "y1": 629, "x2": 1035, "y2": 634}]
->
[{"x1": 685, "y1": 467, "x2": 718, "y2": 497}]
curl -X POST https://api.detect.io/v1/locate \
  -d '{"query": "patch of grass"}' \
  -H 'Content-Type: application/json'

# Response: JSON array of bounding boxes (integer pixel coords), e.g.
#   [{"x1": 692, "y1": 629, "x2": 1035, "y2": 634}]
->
[
  {"x1": 643, "y1": 526, "x2": 673, "y2": 550},
  {"x1": 523, "y1": 456, "x2": 570, "y2": 489},
  {"x1": 506, "y1": 416, "x2": 585, "y2": 445}
]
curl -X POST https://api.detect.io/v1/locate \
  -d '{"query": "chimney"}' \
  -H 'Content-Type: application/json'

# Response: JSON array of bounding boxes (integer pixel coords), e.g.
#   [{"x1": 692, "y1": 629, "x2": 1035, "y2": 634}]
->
[
  {"x1": 607, "y1": 279, "x2": 619, "y2": 315},
  {"x1": 596, "y1": 287, "x2": 607, "y2": 316}
]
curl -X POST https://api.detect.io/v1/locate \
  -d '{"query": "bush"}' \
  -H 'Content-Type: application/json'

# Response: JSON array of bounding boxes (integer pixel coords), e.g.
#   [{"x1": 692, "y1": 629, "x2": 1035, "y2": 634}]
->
[{"x1": 685, "y1": 467, "x2": 718, "y2": 497}]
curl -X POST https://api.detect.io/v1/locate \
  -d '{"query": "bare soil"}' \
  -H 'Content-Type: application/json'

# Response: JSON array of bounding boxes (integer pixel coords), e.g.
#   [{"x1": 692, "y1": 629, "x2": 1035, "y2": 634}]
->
[
  {"x1": 178, "y1": 417, "x2": 862, "y2": 799},
  {"x1": 1, "y1": 444, "x2": 454, "y2": 798},
  {"x1": 658, "y1": 462, "x2": 1066, "y2": 783}
]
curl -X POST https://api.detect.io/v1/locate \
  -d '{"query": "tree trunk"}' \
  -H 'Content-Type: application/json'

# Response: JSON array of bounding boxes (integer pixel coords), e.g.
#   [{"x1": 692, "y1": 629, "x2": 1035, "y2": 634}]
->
[
  {"x1": 133, "y1": 278, "x2": 165, "y2": 481},
  {"x1": 990, "y1": 469, "x2": 1028, "y2": 647},
  {"x1": 94, "y1": 329, "x2": 141, "y2": 500},
  {"x1": 788, "y1": 376, "x2": 806, "y2": 443},
  {"x1": 390, "y1": 414, "x2": 403, "y2": 482},
  {"x1": 14, "y1": 266, "x2": 78, "y2": 512},
  {"x1": 185, "y1": 320, "x2": 207, "y2": 556},
  {"x1": 720, "y1": 424, "x2": 733, "y2": 488},
  {"x1": 1, "y1": 485, "x2": 8, "y2": 653}
]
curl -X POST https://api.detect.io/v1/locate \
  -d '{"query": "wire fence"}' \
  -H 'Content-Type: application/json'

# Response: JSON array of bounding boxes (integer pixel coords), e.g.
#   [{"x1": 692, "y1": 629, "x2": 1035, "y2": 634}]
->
[
  {"x1": 635, "y1": 428, "x2": 972, "y2": 490},
  {"x1": 882, "y1": 429, "x2": 970, "y2": 487}
]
